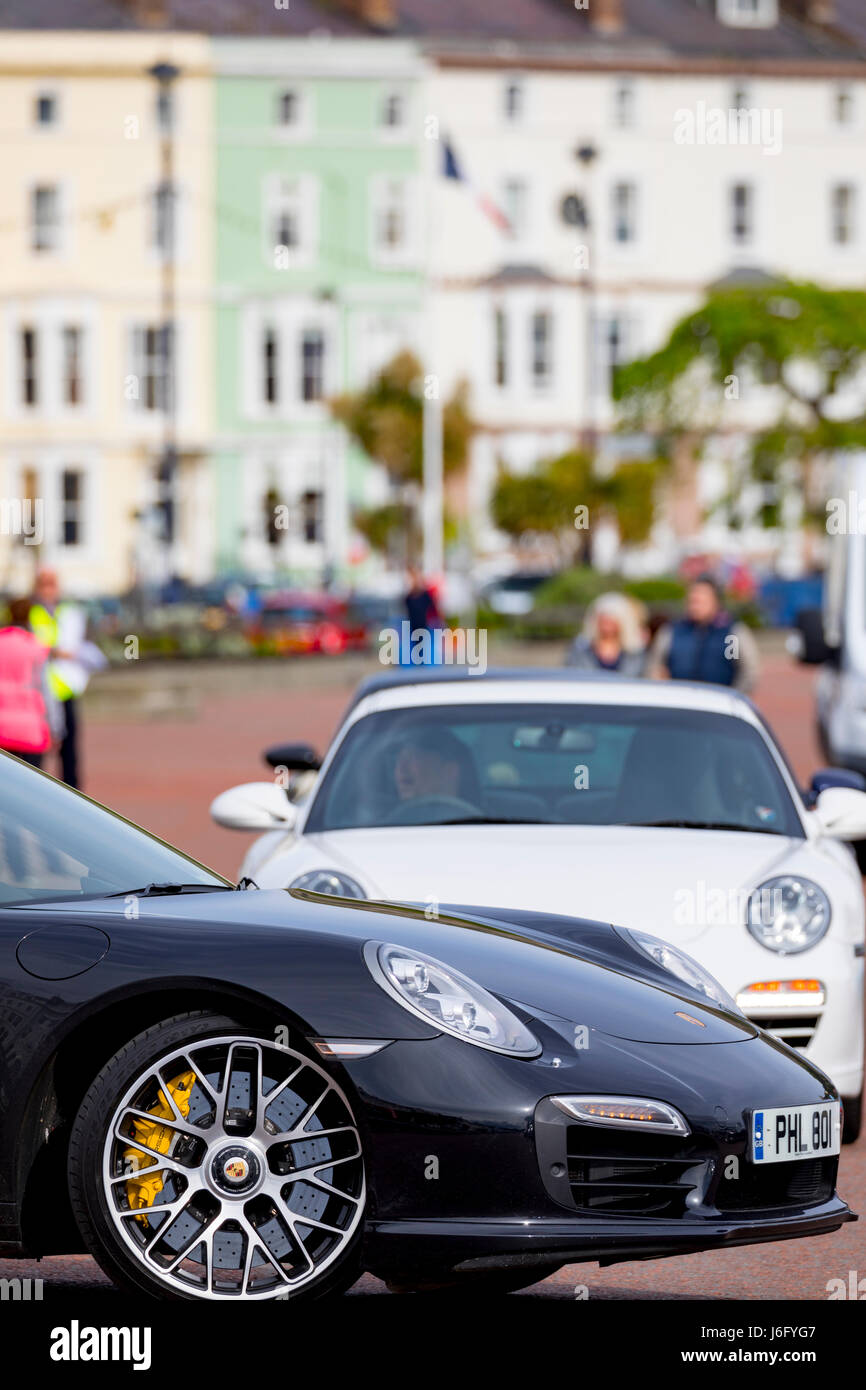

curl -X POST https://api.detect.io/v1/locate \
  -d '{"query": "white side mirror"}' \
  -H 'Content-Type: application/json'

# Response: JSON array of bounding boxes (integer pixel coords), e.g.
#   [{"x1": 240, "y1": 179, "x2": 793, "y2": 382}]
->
[
  {"x1": 813, "y1": 786, "x2": 866, "y2": 841},
  {"x1": 210, "y1": 783, "x2": 298, "y2": 832}
]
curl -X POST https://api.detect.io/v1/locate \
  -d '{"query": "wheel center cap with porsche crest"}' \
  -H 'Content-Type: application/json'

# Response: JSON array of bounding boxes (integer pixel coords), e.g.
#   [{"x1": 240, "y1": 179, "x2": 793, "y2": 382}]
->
[{"x1": 210, "y1": 1145, "x2": 262, "y2": 1196}]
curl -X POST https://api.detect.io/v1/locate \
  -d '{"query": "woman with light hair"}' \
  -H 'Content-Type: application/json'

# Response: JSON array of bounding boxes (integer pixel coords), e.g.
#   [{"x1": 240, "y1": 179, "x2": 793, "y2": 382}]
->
[{"x1": 564, "y1": 592, "x2": 648, "y2": 675}]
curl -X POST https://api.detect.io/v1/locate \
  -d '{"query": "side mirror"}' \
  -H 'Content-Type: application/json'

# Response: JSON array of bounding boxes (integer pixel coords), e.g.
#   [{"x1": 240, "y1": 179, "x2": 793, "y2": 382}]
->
[
  {"x1": 795, "y1": 607, "x2": 839, "y2": 667},
  {"x1": 813, "y1": 786, "x2": 866, "y2": 841},
  {"x1": 805, "y1": 767, "x2": 866, "y2": 808},
  {"x1": 263, "y1": 742, "x2": 321, "y2": 773},
  {"x1": 210, "y1": 783, "x2": 298, "y2": 832}
]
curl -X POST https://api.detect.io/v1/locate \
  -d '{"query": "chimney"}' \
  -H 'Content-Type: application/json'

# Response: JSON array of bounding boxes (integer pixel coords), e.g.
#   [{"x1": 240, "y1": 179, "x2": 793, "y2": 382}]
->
[
  {"x1": 590, "y1": 0, "x2": 624, "y2": 36},
  {"x1": 124, "y1": 0, "x2": 171, "y2": 26},
  {"x1": 783, "y1": 0, "x2": 837, "y2": 23},
  {"x1": 334, "y1": 0, "x2": 398, "y2": 29}
]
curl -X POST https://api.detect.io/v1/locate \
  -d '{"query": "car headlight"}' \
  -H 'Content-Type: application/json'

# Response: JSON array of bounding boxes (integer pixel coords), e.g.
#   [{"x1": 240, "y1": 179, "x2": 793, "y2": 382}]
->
[
  {"x1": 290, "y1": 869, "x2": 366, "y2": 899},
  {"x1": 626, "y1": 929, "x2": 742, "y2": 1014},
  {"x1": 363, "y1": 941, "x2": 540, "y2": 1057},
  {"x1": 746, "y1": 876, "x2": 831, "y2": 954}
]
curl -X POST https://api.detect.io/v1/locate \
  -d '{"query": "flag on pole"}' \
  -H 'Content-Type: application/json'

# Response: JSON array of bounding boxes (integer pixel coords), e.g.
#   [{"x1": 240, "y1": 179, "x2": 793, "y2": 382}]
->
[{"x1": 441, "y1": 137, "x2": 511, "y2": 234}]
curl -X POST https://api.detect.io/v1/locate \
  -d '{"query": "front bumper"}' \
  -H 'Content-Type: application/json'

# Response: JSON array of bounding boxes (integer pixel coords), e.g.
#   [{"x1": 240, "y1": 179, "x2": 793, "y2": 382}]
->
[
  {"x1": 338, "y1": 1022, "x2": 856, "y2": 1280},
  {"x1": 364, "y1": 1200, "x2": 855, "y2": 1279}
]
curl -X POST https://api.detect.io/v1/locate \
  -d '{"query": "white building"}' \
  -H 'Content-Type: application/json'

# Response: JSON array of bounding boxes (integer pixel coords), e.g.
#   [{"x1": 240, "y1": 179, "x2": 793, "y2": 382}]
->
[{"x1": 416, "y1": 0, "x2": 866, "y2": 570}]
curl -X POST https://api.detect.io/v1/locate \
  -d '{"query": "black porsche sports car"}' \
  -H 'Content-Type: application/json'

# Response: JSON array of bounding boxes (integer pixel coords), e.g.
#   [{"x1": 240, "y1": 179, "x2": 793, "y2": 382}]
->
[{"x1": 0, "y1": 753, "x2": 855, "y2": 1300}]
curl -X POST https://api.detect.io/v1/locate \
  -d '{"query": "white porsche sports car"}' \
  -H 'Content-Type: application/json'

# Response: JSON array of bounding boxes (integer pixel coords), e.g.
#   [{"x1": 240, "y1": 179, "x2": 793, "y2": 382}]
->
[{"x1": 211, "y1": 670, "x2": 866, "y2": 1141}]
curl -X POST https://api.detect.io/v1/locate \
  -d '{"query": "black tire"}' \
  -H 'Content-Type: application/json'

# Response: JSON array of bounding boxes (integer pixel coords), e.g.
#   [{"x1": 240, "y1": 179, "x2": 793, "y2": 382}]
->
[
  {"x1": 842, "y1": 1091, "x2": 862, "y2": 1145},
  {"x1": 68, "y1": 1010, "x2": 365, "y2": 1301}
]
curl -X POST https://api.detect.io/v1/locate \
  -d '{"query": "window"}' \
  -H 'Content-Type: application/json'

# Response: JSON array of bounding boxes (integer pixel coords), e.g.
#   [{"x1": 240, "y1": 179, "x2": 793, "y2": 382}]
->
[
  {"x1": 503, "y1": 179, "x2": 528, "y2": 240},
  {"x1": 300, "y1": 328, "x2": 326, "y2": 402},
  {"x1": 613, "y1": 80, "x2": 635, "y2": 129},
  {"x1": 381, "y1": 89, "x2": 406, "y2": 129},
  {"x1": 595, "y1": 314, "x2": 634, "y2": 395},
  {"x1": 277, "y1": 88, "x2": 302, "y2": 127},
  {"x1": 730, "y1": 182, "x2": 754, "y2": 243},
  {"x1": 305, "y1": 703, "x2": 803, "y2": 836},
  {"x1": 504, "y1": 79, "x2": 524, "y2": 123},
  {"x1": 301, "y1": 490, "x2": 323, "y2": 544},
  {"x1": 531, "y1": 310, "x2": 553, "y2": 389},
  {"x1": 31, "y1": 185, "x2": 60, "y2": 253},
  {"x1": 262, "y1": 326, "x2": 279, "y2": 405},
  {"x1": 20, "y1": 328, "x2": 38, "y2": 407},
  {"x1": 60, "y1": 469, "x2": 84, "y2": 547},
  {"x1": 717, "y1": 0, "x2": 777, "y2": 27},
  {"x1": 612, "y1": 181, "x2": 637, "y2": 243},
  {"x1": 493, "y1": 307, "x2": 508, "y2": 387},
  {"x1": 0, "y1": 750, "x2": 220, "y2": 907},
  {"x1": 373, "y1": 178, "x2": 410, "y2": 255},
  {"x1": 61, "y1": 326, "x2": 84, "y2": 406},
  {"x1": 151, "y1": 181, "x2": 177, "y2": 258},
  {"x1": 835, "y1": 85, "x2": 855, "y2": 125},
  {"x1": 130, "y1": 325, "x2": 173, "y2": 412},
  {"x1": 832, "y1": 184, "x2": 857, "y2": 245},
  {"x1": 266, "y1": 176, "x2": 316, "y2": 265},
  {"x1": 35, "y1": 92, "x2": 58, "y2": 126}
]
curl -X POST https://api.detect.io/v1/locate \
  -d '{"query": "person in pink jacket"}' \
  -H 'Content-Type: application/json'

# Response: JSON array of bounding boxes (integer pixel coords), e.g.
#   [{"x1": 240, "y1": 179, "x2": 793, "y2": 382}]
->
[{"x1": 0, "y1": 596, "x2": 60, "y2": 769}]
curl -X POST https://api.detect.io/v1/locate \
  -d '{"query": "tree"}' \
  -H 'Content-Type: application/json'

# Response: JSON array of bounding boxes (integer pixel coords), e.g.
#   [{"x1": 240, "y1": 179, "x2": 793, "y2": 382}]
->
[
  {"x1": 614, "y1": 280, "x2": 866, "y2": 540},
  {"x1": 330, "y1": 350, "x2": 474, "y2": 488},
  {"x1": 491, "y1": 450, "x2": 660, "y2": 565},
  {"x1": 331, "y1": 350, "x2": 475, "y2": 565}
]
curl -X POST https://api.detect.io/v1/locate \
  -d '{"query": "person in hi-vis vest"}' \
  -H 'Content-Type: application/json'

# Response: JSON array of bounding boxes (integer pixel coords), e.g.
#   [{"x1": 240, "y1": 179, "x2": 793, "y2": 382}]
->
[{"x1": 29, "y1": 567, "x2": 104, "y2": 788}]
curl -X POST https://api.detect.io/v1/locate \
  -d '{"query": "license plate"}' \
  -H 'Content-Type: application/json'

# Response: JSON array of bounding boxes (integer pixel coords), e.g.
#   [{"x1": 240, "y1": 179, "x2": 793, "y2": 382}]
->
[{"x1": 750, "y1": 1100, "x2": 840, "y2": 1164}]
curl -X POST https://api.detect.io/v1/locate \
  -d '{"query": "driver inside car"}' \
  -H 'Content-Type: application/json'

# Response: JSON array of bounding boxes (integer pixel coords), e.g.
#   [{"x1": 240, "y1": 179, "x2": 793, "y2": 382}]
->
[{"x1": 391, "y1": 728, "x2": 478, "y2": 809}]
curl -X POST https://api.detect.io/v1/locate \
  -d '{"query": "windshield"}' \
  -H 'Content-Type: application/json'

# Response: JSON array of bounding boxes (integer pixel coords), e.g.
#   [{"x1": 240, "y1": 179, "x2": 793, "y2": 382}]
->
[
  {"x1": 305, "y1": 702, "x2": 803, "y2": 837},
  {"x1": 0, "y1": 753, "x2": 227, "y2": 907}
]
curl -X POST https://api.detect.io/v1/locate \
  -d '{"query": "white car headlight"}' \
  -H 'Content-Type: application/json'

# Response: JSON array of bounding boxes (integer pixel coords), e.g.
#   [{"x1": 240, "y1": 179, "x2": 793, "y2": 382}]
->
[
  {"x1": 290, "y1": 869, "x2": 366, "y2": 899},
  {"x1": 627, "y1": 929, "x2": 742, "y2": 1014},
  {"x1": 746, "y1": 876, "x2": 831, "y2": 954},
  {"x1": 364, "y1": 941, "x2": 540, "y2": 1057}
]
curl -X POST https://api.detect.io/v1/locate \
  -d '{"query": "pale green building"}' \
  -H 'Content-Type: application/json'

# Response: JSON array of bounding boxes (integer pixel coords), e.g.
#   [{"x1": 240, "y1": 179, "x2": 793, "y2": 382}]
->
[{"x1": 211, "y1": 37, "x2": 427, "y2": 581}]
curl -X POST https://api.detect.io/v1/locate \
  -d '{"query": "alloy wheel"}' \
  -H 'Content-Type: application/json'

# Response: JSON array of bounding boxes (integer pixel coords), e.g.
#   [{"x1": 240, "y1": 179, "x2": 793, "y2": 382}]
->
[{"x1": 100, "y1": 1035, "x2": 364, "y2": 1299}]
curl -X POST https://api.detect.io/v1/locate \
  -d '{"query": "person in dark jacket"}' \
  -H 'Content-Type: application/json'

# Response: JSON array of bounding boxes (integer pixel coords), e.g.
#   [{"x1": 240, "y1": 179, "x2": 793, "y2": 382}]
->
[{"x1": 648, "y1": 575, "x2": 759, "y2": 692}]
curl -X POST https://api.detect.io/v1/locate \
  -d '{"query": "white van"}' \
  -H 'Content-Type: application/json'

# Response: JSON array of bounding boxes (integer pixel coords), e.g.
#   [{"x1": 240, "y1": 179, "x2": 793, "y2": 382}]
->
[{"x1": 798, "y1": 453, "x2": 866, "y2": 785}]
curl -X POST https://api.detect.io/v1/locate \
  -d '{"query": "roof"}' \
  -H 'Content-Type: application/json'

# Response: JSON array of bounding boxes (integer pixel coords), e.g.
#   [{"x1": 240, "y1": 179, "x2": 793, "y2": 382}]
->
[
  {"x1": 345, "y1": 666, "x2": 756, "y2": 719},
  {"x1": 2, "y1": 0, "x2": 864, "y2": 65},
  {"x1": 0, "y1": 0, "x2": 368, "y2": 36}
]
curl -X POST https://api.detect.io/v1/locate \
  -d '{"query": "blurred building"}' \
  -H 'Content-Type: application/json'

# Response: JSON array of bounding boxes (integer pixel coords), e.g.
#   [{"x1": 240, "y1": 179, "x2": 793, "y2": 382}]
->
[
  {"x1": 210, "y1": 36, "x2": 426, "y2": 584},
  {"x1": 0, "y1": 0, "x2": 864, "y2": 594},
  {"x1": 0, "y1": 27, "x2": 215, "y2": 597},
  {"x1": 415, "y1": 0, "x2": 866, "y2": 570}
]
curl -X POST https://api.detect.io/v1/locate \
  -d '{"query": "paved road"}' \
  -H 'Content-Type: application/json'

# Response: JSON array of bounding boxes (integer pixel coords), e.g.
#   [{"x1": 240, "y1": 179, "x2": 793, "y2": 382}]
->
[{"x1": 4, "y1": 650, "x2": 863, "y2": 1299}]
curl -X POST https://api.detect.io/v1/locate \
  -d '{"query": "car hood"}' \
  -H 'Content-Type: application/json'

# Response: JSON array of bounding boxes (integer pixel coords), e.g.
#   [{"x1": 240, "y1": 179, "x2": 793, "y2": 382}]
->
[
  {"x1": 37, "y1": 888, "x2": 756, "y2": 1046},
  {"x1": 288, "y1": 824, "x2": 806, "y2": 945}
]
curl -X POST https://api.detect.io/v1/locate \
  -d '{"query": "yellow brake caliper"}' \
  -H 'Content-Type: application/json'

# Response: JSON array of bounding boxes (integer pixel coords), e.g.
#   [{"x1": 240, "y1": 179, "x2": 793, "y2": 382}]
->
[{"x1": 124, "y1": 1070, "x2": 196, "y2": 1221}]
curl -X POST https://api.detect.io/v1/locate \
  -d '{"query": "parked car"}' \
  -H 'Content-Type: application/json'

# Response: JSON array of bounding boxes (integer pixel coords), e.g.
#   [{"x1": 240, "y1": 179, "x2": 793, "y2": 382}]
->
[
  {"x1": 480, "y1": 571, "x2": 555, "y2": 617},
  {"x1": 0, "y1": 751, "x2": 852, "y2": 1300},
  {"x1": 245, "y1": 591, "x2": 369, "y2": 656},
  {"x1": 212, "y1": 669, "x2": 866, "y2": 1142}
]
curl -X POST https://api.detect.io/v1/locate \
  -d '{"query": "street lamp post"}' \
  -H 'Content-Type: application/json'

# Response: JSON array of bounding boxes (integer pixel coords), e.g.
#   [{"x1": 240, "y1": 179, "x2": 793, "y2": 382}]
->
[
  {"x1": 575, "y1": 142, "x2": 600, "y2": 459},
  {"x1": 149, "y1": 61, "x2": 180, "y2": 582}
]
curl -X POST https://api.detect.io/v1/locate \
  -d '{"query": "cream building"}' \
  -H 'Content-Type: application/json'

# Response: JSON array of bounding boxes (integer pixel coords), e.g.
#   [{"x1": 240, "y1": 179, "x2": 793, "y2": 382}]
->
[{"x1": 0, "y1": 31, "x2": 214, "y2": 597}]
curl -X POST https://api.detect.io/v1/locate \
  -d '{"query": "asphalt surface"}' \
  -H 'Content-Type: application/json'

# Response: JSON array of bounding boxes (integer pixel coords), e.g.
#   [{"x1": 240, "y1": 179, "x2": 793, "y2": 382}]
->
[{"x1": 4, "y1": 649, "x2": 863, "y2": 1299}]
